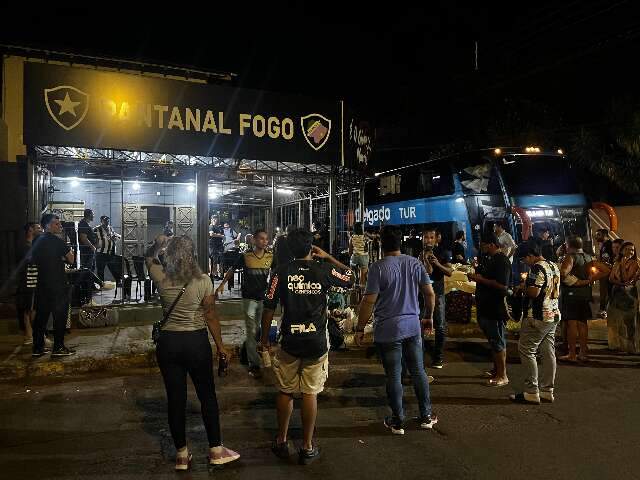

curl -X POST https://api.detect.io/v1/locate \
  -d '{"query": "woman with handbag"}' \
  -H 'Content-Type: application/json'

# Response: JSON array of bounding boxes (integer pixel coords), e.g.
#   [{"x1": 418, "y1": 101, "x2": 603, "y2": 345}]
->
[{"x1": 145, "y1": 234, "x2": 240, "y2": 471}]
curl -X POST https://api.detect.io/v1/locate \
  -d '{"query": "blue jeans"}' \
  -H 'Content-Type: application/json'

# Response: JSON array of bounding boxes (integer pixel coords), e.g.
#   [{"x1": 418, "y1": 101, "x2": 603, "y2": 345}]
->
[
  {"x1": 377, "y1": 334, "x2": 433, "y2": 422},
  {"x1": 243, "y1": 299, "x2": 263, "y2": 368}
]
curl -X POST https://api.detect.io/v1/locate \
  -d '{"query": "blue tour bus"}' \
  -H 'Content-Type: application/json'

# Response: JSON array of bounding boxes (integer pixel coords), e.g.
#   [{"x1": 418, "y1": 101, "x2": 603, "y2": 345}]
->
[{"x1": 361, "y1": 147, "x2": 592, "y2": 283}]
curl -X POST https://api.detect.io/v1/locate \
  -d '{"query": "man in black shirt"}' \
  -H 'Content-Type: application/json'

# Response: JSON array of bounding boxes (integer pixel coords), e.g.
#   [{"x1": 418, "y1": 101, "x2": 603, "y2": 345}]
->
[
  {"x1": 422, "y1": 228, "x2": 453, "y2": 368},
  {"x1": 468, "y1": 234, "x2": 512, "y2": 387},
  {"x1": 404, "y1": 228, "x2": 423, "y2": 258},
  {"x1": 31, "y1": 214, "x2": 76, "y2": 357},
  {"x1": 537, "y1": 227, "x2": 557, "y2": 263},
  {"x1": 260, "y1": 229, "x2": 353, "y2": 465},
  {"x1": 78, "y1": 209, "x2": 98, "y2": 270},
  {"x1": 452, "y1": 230, "x2": 467, "y2": 263},
  {"x1": 272, "y1": 224, "x2": 296, "y2": 270}
]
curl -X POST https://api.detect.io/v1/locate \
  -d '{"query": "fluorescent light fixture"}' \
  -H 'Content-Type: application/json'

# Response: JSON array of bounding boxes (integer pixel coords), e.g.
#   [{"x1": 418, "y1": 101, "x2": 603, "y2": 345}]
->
[
  {"x1": 526, "y1": 209, "x2": 555, "y2": 218},
  {"x1": 277, "y1": 188, "x2": 294, "y2": 194}
]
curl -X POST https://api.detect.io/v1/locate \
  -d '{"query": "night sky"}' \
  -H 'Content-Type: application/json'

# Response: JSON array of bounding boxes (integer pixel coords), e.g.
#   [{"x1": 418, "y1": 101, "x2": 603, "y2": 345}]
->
[{"x1": 2, "y1": 2, "x2": 639, "y2": 151}]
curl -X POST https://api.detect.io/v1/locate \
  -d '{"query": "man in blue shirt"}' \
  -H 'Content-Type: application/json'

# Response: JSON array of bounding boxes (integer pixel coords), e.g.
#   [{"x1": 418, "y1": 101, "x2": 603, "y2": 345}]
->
[{"x1": 355, "y1": 225, "x2": 438, "y2": 435}]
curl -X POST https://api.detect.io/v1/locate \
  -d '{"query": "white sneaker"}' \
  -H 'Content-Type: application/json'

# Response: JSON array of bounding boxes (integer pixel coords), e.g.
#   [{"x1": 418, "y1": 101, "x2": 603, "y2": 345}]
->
[
  {"x1": 540, "y1": 391, "x2": 555, "y2": 403},
  {"x1": 383, "y1": 417, "x2": 405, "y2": 435},
  {"x1": 209, "y1": 446, "x2": 240, "y2": 465}
]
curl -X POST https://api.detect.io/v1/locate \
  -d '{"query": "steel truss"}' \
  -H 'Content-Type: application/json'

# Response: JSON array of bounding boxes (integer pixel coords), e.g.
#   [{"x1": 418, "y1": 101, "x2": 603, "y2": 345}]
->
[{"x1": 33, "y1": 146, "x2": 364, "y2": 191}]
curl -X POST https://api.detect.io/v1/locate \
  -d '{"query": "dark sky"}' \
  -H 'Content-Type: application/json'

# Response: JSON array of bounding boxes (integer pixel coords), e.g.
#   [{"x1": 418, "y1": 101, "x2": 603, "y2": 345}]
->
[{"x1": 2, "y1": 2, "x2": 639, "y2": 147}]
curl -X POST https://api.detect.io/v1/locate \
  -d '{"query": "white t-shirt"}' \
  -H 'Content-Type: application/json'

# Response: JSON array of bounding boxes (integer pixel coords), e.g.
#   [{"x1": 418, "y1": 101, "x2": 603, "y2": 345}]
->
[{"x1": 497, "y1": 230, "x2": 516, "y2": 263}]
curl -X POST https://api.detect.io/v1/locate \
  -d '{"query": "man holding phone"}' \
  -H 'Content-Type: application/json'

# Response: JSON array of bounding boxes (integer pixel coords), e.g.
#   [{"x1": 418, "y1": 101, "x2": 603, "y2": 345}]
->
[{"x1": 421, "y1": 228, "x2": 454, "y2": 368}]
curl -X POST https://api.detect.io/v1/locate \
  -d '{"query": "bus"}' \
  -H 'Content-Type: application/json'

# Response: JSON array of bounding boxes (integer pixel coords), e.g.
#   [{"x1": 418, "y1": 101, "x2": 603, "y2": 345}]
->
[{"x1": 360, "y1": 147, "x2": 592, "y2": 280}]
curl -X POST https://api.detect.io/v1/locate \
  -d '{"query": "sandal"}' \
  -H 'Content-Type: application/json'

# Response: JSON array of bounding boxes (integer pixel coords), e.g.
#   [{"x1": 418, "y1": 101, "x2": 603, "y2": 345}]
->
[
  {"x1": 558, "y1": 355, "x2": 578, "y2": 363},
  {"x1": 486, "y1": 378, "x2": 509, "y2": 387}
]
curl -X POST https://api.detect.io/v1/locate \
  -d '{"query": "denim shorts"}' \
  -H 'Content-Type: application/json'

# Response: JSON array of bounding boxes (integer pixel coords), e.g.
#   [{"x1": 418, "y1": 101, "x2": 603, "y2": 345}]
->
[
  {"x1": 350, "y1": 253, "x2": 369, "y2": 268},
  {"x1": 477, "y1": 315, "x2": 507, "y2": 353}
]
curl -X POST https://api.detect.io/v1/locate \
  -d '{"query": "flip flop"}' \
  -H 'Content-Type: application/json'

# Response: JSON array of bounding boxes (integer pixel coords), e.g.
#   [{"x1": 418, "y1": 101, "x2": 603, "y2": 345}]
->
[{"x1": 486, "y1": 378, "x2": 509, "y2": 387}]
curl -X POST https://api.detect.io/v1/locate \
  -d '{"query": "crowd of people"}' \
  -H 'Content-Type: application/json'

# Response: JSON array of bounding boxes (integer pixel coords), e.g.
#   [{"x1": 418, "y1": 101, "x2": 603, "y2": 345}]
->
[{"x1": 13, "y1": 209, "x2": 640, "y2": 470}]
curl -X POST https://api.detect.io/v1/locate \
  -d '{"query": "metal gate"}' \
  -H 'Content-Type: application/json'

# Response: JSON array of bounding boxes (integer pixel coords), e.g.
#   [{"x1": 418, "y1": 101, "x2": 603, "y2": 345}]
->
[
  {"x1": 175, "y1": 205, "x2": 195, "y2": 238},
  {"x1": 122, "y1": 204, "x2": 147, "y2": 259}
]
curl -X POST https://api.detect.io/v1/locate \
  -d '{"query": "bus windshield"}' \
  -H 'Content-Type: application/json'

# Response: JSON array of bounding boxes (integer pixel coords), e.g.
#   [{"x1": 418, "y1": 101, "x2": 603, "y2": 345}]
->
[{"x1": 498, "y1": 155, "x2": 581, "y2": 195}]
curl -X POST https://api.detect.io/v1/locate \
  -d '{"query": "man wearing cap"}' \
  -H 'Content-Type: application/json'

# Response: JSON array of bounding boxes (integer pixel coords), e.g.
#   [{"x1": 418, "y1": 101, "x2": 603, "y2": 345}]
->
[
  {"x1": 510, "y1": 239, "x2": 561, "y2": 404},
  {"x1": 468, "y1": 233, "x2": 512, "y2": 387}
]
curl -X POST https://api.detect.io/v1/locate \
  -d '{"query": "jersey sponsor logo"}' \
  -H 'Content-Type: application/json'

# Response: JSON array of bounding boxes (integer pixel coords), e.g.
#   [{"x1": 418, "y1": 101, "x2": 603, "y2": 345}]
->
[
  {"x1": 290, "y1": 323, "x2": 317, "y2": 334},
  {"x1": 331, "y1": 268, "x2": 352, "y2": 282},
  {"x1": 266, "y1": 275, "x2": 279, "y2": 300},
  {"x1": 287, "y1": 274, "x2": 322, "y2": 295}
]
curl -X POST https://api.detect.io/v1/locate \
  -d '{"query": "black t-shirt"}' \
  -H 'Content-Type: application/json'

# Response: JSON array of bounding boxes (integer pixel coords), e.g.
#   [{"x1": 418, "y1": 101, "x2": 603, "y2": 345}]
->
[
  {"x1": 234, "y1": 250, "x2": 273, "y2": 300},
  {"x1": 425, "y1": 246, "x2": 452, "y2": 295},
  {"x1": 475, "y1": 252, "x2": 511, "y2": 320},
  {"x1": 209, "y1": 225, "x2": 224, "y2": 250},
  {"x1": 404, "y1": 237, "x2": 423, "y2": 258},
  {"x1": 312, "y1": 231, "x2": 330, "y2": 252},
  {"x1": 264, "y1": 259, "x2": 354, "y2": 358},
  {"x1": 540, "y1": 240, "x2": 557, "y2": 262},
  {"x1": 78, "y1": 219, "x2": 97, "y2": 255},
  {"x1": 273, "y1": 236, "x2": 295, "y2": 269},
  {"x1": 452, "y1": 242, "x2": 466, "y2": 263},
  {"x1": 31, "y1": 233, "x2": 71, "y2": 293},
  {"x1": 600, "y1": 240, "x2": 614, "y2": 265}
]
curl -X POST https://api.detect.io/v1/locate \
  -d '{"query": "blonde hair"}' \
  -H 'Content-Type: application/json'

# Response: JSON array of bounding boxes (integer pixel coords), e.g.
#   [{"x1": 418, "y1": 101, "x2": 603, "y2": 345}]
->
[{"x1": 163, "y1": 235, "x2": 202, "y2": 285}]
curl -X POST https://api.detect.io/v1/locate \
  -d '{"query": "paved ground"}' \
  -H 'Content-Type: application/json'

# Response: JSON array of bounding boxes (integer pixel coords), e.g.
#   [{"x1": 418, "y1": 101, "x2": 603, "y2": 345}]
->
[{"x1": 1, "y1": 326, "x2": 639, "y2": 480}]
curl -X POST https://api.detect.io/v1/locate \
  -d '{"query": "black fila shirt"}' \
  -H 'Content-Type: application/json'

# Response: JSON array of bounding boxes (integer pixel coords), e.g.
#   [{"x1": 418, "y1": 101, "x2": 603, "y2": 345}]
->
[{"x1": 264, "y1": 259, "x2": 353, "y2": 358}]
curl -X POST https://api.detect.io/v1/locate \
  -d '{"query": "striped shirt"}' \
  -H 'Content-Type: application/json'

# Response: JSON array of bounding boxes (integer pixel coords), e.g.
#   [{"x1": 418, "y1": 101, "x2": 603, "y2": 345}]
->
[
  {"x1": 95, "y1": 225, "x2": 116, "y2": 255},
  {"x1": 351, "y1": 235, "x2": 368, "y2": 256}
]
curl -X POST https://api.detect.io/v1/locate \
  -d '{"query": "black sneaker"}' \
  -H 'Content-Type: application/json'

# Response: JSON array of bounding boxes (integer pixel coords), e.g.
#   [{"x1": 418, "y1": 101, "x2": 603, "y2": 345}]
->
[
  {"x1": 271, "y1": 437, "x2": 289, "y2": 460},
  {"x1": 248, "y1": 367, "x2": 262, "y2": 379},
  {"x1": 298, "y1": 446, "x2": 320, "y2": 465},
  {"x1": 51, "y1": 346, "x2": 76, "y2": 357},
  {"x1": 383, "y1": 416, "x2": 405, "y2": 435},
  {"x1": 32, "y1": 347, "x2": 51, "y2": 358},
  {"x1": 418, "y1": 414, "x2": 438, "y2": 429},
  {"x1": 431, "y1": 360, "x2": 444, "y2": 369}
]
